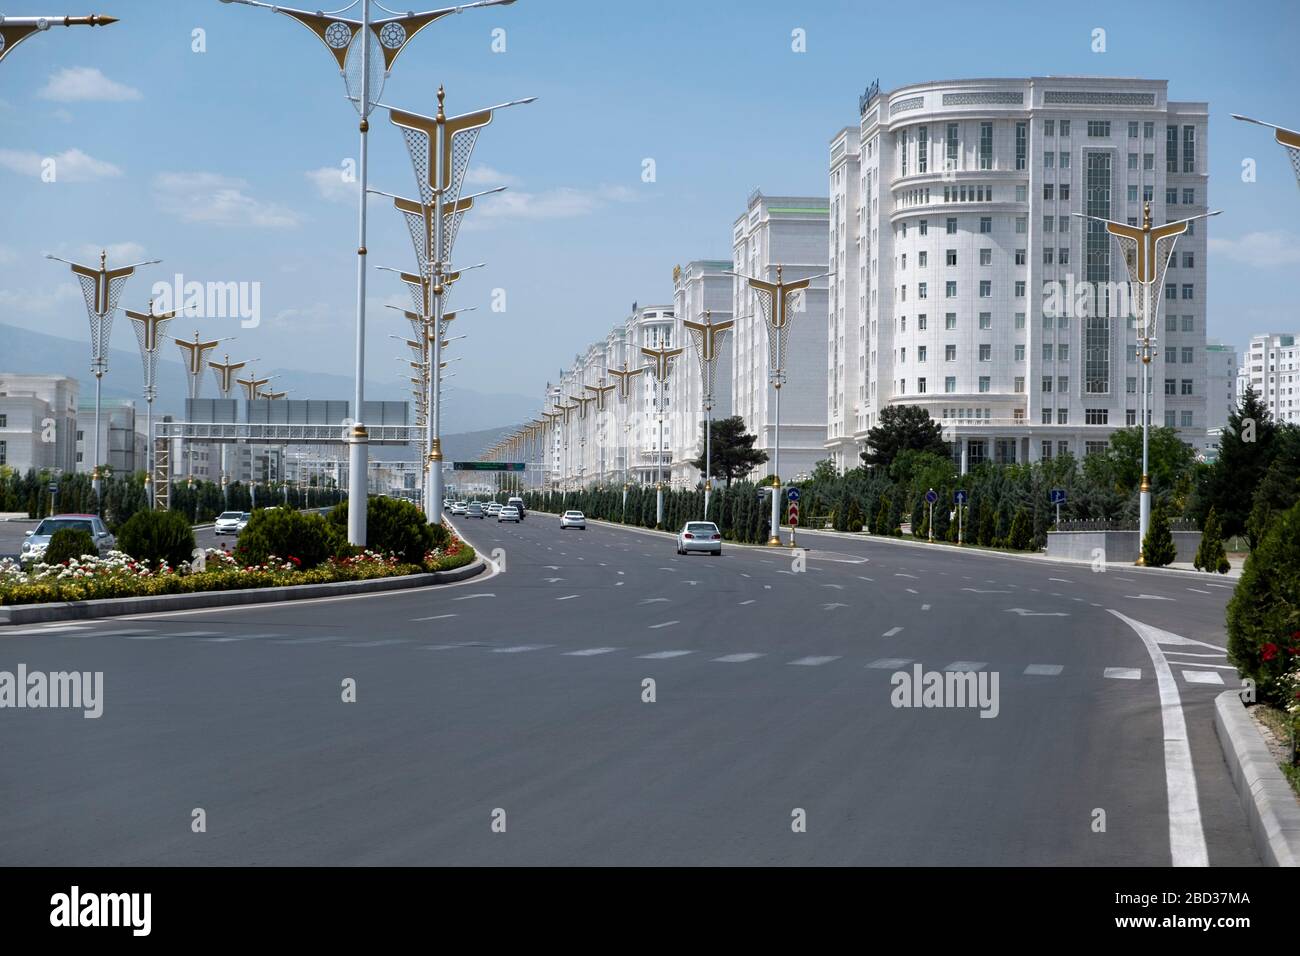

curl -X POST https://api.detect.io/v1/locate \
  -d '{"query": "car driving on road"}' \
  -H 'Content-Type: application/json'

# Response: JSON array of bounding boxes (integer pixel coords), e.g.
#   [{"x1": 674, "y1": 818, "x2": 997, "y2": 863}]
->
[
  {"x1": 559, "y1": 510, "x2": 587, "y2": 530},
  {"x1": 497, "y1": 505, "x2": 521, "y2": 523},
  {"x1": 507, "y1": 496, "x2": 526, "y2": 519},
  {"x1": 486, "y1": 502, "x2": 503, "y2": 517},
  {"x1": 466, "y1": 502, "x2": 485, "y2": 519},
  {"x1": 450, "y1": 501, "x2": 468, "y2": 515},
  {"x1": 676, "y1": 520, "x2": 722, "y2": 555},
  {"x1": 21, "y1": 514, "x2": 116, "y2": 561},
  {"x1": 214, "y1": 511, "x2": 249, "y2": 535}
]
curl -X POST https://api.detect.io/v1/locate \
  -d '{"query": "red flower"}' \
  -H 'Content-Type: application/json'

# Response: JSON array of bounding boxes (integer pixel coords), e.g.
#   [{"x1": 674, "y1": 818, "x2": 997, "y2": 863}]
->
[
  {"x1": 289, "y1": 555, "x2": 301, "y2": 566},
  {"x1": 1262, "y1": 642, "x2": 1279, "y2": 661}
]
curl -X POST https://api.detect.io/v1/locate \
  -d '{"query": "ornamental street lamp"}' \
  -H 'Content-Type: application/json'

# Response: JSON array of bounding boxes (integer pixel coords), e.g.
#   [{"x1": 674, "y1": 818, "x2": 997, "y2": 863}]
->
[
  {"x1": 640, "y1": 344, "x2": 683, "y2": 528},
  {"x1": 1073, "y1": 201, "x2": 1221, "y2": 561},
  {"x1": 175, "y1": 330, "x2": 231, "y2": 482},
  {"x1": 385, "y1": 85, "x2": 534, "y2": 523},
  {"x1": 682, "y1": 308, "x2": 734, "y2": 518},
  {"x1": 585, "y1": 381, "x2": 616, "y2": 484},
  {"x1": 217, "y1": 0, "x2": 518, "y2": 547},
  {"x1": 124, "y1": 300, "x2": 176, "y2": 506},
  {"x1": 208, "y1": 353, "x2": 248, "y2": 508},
  {"x1": 46, "y1": 250, "x2": 160, "y2": 507},
  {"x1": 727, "y1": 264, "x2": 831, "y2": 545},
  {"x1": 0, "y1": 12, "x2": 116, "y2": 64},
  {"x1": 569, "y1": 393, "x2": 595, "y2": 488},
  {"x1": 1232, "y1": 115, "x2": 1300, "y2": 189},
  {"x1": 608, "y1": 360, "x2": 648, "y2": 508},
  {"x1": 540, "y1": 410, "x2": 561, "y2": 491}
]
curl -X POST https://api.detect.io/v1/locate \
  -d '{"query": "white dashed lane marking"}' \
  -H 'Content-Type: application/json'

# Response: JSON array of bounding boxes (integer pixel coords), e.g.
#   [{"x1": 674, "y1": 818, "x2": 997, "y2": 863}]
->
[
  {"x1": 713, "y1": 653, "x2": 763, "y2": 663},
  {"x1": 882, "y1": 627, "x2": 903, "y2": 637},
  {"x1": 638, "y1": 650, "x2": 693, "y2": 659},
  {"x1": 1024, "y1": 664, "x2": 1064, "y2": 676},
  {"x1": 1104, "y1": 667, "x2": 1142, "y2": 680},
  {"x1": 789, "y1": 656, "x2": 841, "y2": 666},
  {"x1": 564, "y1": 647, "x2": 620, "y2": 656},
  {"x1": 867, "y1": 658, "x2": 912, "y2": 669},
  {"x1": 1182, "y1": 670, "x2": 1224, "y2": 685}
]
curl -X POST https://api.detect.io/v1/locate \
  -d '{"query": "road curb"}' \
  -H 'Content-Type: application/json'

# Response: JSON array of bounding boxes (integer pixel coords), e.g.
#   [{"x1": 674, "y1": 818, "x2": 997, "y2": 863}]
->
[
  {"x1": 0, "y1": 558, "x2": 486, "y2": 626},
  {"x1": 1213, "y1": 690, "x2": 1300, "y2": 866}
]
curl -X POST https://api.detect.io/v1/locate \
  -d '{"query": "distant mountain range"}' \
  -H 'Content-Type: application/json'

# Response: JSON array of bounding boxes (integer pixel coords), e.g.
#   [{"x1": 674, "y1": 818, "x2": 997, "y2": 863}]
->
[{"x1": 0, "y1": 323, "x2": 538, "y2": 434}]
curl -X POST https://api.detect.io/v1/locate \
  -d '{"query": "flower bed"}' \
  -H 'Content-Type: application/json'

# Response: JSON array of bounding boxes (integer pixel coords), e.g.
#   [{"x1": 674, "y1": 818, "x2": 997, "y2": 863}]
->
[{"x1": 0, "y1": 537, "x2": 476, "y2": 607}]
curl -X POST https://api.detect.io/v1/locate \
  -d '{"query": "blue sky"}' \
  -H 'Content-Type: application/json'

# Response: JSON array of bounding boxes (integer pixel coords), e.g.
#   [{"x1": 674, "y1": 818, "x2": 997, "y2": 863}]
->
[{"x1": 1, "y1": 0, "x2": 1298, "y2": 419}]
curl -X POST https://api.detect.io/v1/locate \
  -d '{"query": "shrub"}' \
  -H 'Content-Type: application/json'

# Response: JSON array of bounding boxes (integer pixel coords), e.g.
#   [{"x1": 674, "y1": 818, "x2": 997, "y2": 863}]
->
[
  {"x1": 1007, "y1": 509, "x2": 1032, "y2": 551},
  {"x1": 326, "y1": 497, "x2": 438, "y2": 564},
  {"x1": 116, "y1": 509, "x2": 197, "y2": 568},
  {"x1": 236, "y1": 508, "x2": 337, "y2": 569},
  {"x1": 42, "y1": 527, "x2": 97, "y2": 565},
  {"x1": 1141, "y1": 502, "x2": 1177, "y2": 568},
  {"x1": 1193, "y1": 507, "x2": 1230, "y2": 574},
  {"x1": 1227, "y1": 500, "x2": 1300, "y2": 706}
]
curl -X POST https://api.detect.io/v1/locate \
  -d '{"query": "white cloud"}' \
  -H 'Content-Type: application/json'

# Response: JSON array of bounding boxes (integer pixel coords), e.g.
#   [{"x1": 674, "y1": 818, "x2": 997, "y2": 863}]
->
[
  {"x1": 51, "y1": 109, "x2": 75, "y2": 123},
  {"x1": 464, "y1": 164, "x2": 522, "y2": 188},
  {"x1": 1207, "y1": 231, "x2": 1300, "y2": 268},
  {"x1": 471, "y1": 183, "x2": 636, "y2": 222},
  {"x1": 0, "y1": 282, "x2": 83, "y2": 317},
  {"x1": 305, "y1": 166, "x2": 356, "y2": 204},
  {"x1": 153, "y1": 172, "x2": 300, "y2": 229},
  {"x1": 38, "y1": 67, "x2": 141, "y2": 103},
  {"x1": 0, "y1": 147, "x2": 122, "y2": 182}
]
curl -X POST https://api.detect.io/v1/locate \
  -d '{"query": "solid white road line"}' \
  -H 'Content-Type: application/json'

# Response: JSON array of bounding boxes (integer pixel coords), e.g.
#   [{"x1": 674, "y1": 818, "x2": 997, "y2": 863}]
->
[
  {"x1": 1107, "y1": 609, "x2": 1209, "y2": 868},
  {"x1": 412, "y1": 614, "x2": 457, "y2": 621}
]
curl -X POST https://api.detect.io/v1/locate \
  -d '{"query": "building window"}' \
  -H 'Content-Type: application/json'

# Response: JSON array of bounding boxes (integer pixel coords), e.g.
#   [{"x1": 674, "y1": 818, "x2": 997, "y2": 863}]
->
[
  {"x1": 946, "y1": 248, "x2": 957, "y2": 266},
  {"x1": 1015, "y1": 248, "x2": 1026, "y2": 265},
  {"x1": 979, "y1": 122, "x2": 993, "y2": 169},
  {"x1": 979, "y1": 312, "x2": 992, "y2": 329},
  {"x1": 1182, "y1": 346, "x2": 1194, "y2": 364},
  {"x1": 1015, "y1": 344, "x2": 1025, "y2": 361},
  {"x1": 1181, "y1": 410, "x2": 1194, "y2": 427},
  {"x1": 1126, "y1": 409, "x2": 1137, "y2": 426},
  {"x1": 1044, "y1": 151, "x2": 1054, "y2": 168},
  {"x1": 979, "y1": 217, "x2": 992, "y2": 234},
  {"x1": 1183, "y1": 188, "x2": 1195, "y2": 205},
  {"x1": 919, "y1": 250, "x2": 928, "y2": 267},
  {"x1": 1044, "y1": 119, "x2": 1055, "y2": 136},
  {"x1": 1042, "y1": 376, "x2": 1053, "y2": 393},
  {"x1": 77, "y1": 430, "x2": 84, "y2": 441},
  {"x1": 1014, "y1": 281, "x2": 1026, "y2": 297},
  {"x1": 1143, "y1": 152, "x2": 1154, "y2": 170},
  {"x1": 1166, "y1": 124, "x2": 1179, "y2": 172},
  {"x1": 1059, "y1": 151, "x2": 1070, "y2": 169},
  {"x1": 946, "y1": 217, "x2": 957, "y2": 235},
  {"x1": 1085, "y1": 408, "x2": 1108, "y2": 425},
  {"x1": 946, "y1": 281, "x2": 957, "y2": 298},
  {"x1": 1043, "y1": 248, "x2": 1054, "y2": 265},
  {"x1": 0, "y1": 415, "x2": 6, "y2": 428},
  {"x1": 917, "y1": 125, "x2": 928, "y2": 174},
  {"x1": 919, "y1": 220, "x2": 929, "y2": 237},
  {"x1": 1015, "y1": 216, "x2": 1027, "y2": 234},
  {"x1": 1128, "y1": 121, "x2": 1139, "y2": 138},
  {"x1": 917, "y1": 282, "x2": 927, "y2": 299},
  {"x1": 1181, "y1": 379, "x2": 1193, "y2": 395},
  {"x1": 978, "y1": 376, "x2": 990, "y2": 393},
  {"x1": 946, "y1": 122, "x2": 959, "y2": 169},
  {"x1": 1058, "y1": 376, "x2": 1069, "y2": 393},
  {"x1": 0, "y1": 441, "x2": 5, "y2": 466},
  {"x1": 1014, "y1": 376, "x2": 1025, "y2": 393},
  {"x1": 1043, "y1": 214, "x2": 1054, "y2": 233},
  {"x1": 1041, "y1": 409, "x2": 1053, "y2": 424},
  {"x1": 1015, "y1": 121, "x2": 1027, "y2": 170},
  {"x1": 945, "y1": 344, "x2": 957, "y2": 361},
  {"x1": 917, "y1": 377, "x2": 927, "y2": 393},
  {"x1": 1183, "y1": 125, "x2": 1195, "y2": 172},
  {"x1": 1166, "y1": 187, "x2": 1178, "y2": 205},
  {"x1": 1182, "y1": 284, "x2": 1194, "y2": 300},
  {"x1": 980, "y1": 248, "x2": 992, "y2": 266},
  {"x1": 979, "y1": 280, "x2": 991, "y2": 298},
  {"x1": 1043, "y1": 343, "x2": 1054, "y2": 362},
  {"x1": 945, "y1": 376, "x2": 956, "y2": 393},
  {"x1": 1087, "y1": 120, "x2": 1111, "y2": 137},
  {"x1": 1164, "y1": 378, "x2": 1177, "y2": 395},
  {"x1": 1016, "y1": 185, "x2": 1027, "y2": 202},
  {"x1": 1059, "y1": 120, "x2": 1070, "y2": 137},
  {"x1": 945, "y1": 313, "x2": 956, "y2": 330},
  {"x1": 1128, "y1": 152, "x2": 1138, "y2": 170},
  {"x1": 1059, "y1": 247, "x2": 1069, "y2": 265},
  {"x1": 979, "y1": 344, "x2": 991, "y2": 362},
  {"x1": 1165, "y1": 410, "x2": 1176, "y2": 427},
  {"x1": 1015, "y1": 312, "x2": 1025, "y2": 329},
  {"x1": 918, "y1": 345, "x2": 927, "y2": 363},
  {"x1": 1058, "y1": 409, "x2": 1070, "y2": 425}
]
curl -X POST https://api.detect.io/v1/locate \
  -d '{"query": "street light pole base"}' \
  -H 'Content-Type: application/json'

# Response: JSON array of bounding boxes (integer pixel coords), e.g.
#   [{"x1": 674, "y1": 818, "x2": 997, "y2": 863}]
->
[{"x1": 768, "y1": 535, "x2": 782, "y2": 547}]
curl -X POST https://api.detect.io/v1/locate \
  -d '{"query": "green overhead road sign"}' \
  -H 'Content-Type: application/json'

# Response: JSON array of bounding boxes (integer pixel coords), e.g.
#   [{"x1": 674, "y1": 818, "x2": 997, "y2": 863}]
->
[{"x1": 453, "y1": 462, "x2": 526, "y2": 472}]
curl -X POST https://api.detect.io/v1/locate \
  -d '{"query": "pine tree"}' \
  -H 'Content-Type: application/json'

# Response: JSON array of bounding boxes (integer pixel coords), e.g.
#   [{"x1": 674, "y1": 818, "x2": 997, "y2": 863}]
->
[
  {"x1": 1008, "y1": 509, "x2": 1032, "y2": 551},
  {"x1": 1193, "y1": 506, "x2": 1230, "y2": 574},
  {"x1": 1142, "y1": 502, "x2": 1177, "y2": 567}
]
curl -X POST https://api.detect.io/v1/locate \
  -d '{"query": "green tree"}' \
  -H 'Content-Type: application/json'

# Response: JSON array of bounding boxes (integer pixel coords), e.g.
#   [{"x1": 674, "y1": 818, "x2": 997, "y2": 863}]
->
[
  {"x1": 116, "y1": 510, "x2": 197, "y2": 568},
  {"x1": 1007, "y1": 509, "x2": 1032, "y2": 550},
  {"x1": 1193, "y1": 506, "x2": 1230, "y2": 574},
  {"x1": 1195, "y1": 385, "x2": 1279, "y2": 538},
  {"x1": 1227, "y1": 499, "x2": 1300, "y2": 705},
  {"x1": 690, "y1": 416, "x2": 768, "y2": 487},
  {"x1": 1142, "y1": 502, "x2": 1177, "y2": 568},
  {"x1": 861, "y1": 405, "x2": 948, "y2": 470}
]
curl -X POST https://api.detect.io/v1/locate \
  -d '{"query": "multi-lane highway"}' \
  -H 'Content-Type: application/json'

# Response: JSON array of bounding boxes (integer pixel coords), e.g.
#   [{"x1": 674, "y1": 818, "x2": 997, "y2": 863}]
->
[{"x1": 0, "y1": 512, "x2": 1256, "y2": 865}]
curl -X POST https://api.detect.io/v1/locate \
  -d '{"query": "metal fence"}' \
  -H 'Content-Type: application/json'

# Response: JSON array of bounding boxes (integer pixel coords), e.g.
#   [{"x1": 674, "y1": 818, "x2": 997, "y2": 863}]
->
[{"x1": 1054, "y1": 518, "x2": 1200, "y2": 533}]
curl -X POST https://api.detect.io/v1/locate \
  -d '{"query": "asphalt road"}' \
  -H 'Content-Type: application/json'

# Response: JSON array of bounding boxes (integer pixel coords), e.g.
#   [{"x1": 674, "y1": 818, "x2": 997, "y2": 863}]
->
[{"x1": 0, "y1": 512, "x2": 1257, "y2": 865}]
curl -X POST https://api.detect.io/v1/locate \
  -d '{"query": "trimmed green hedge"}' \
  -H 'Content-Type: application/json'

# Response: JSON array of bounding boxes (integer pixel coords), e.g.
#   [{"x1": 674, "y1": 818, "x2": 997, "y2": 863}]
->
[
  {"x1": 117, "y1": 509, "x2": 197, "y2": 568},
  {"x1": 43, "y1": 528, "x2": 97, "y2": 566},
  {"x1": 1227, "y1": 499, "x2": 1300, "y2": 706}
]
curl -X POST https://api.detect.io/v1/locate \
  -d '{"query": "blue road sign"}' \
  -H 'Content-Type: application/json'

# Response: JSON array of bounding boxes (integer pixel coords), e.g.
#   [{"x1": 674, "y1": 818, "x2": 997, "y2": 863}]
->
[
  {"x1": 925, "y1": 488, "x2": 938, "y2": 504},
  {"x1": 954, "y1": 490, "x2": 968, "y2": 505},
  {"x1": 787, "y1": 488, "x2": 800, "y2": 502},
  {"x1": 1050, "y1": 488, "x2": 1067, "y2": 505}
]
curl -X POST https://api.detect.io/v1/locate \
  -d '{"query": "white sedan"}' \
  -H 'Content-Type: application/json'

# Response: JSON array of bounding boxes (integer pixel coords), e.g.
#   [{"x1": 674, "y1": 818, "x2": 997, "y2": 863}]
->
[
  {"x1": 497, "y1": 506, "x2": 521, "y2": 523},
  {"x1": 676, "y1": 521, "x2": 722, "y2": 555},
  {"x1": 559, "y1": 510, "x2": 587, "y2": 530}
]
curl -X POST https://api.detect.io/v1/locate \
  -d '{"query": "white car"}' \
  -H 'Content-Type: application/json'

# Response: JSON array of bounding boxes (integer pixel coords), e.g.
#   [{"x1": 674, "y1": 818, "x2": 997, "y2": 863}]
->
[
  {"x1": 497, "y1": 506, "x2": 521, "y2": 523},
  {"x1": 214, "y1": 511, "x2": 248, "y2": 535},
  {"x1": 450, "y1": 502, "x2": 468, "y2": 516},
  {"x1": 22, "y1": 514, "x2": 116, "y2": 560},
  {"x1": 559, "y1": 510, "x2": 587, "y2": 530},
  {"x1": 486, "y1": 502, "x2": 503, "y2": 516},
  {"x1": 676, "y1": 521, "x2": 722, "y2": 555}
]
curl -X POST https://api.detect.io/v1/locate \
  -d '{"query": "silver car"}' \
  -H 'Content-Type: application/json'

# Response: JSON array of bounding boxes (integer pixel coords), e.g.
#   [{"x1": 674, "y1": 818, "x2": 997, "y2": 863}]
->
[
  {"x1": 214, "y1": 511, "x2": 246, "y2": 535},
  {"x1": 676, "y1": 521, "x2": 722, "y2": 555},
  {"x1": 497, "y1": 506, "x2": 521, "y2": 523},
  {"x1": 559, "y1": 510, "x2": 586, "y2": 530},
  {"x1": 22, "y1": 514, "x2": 116, "y2": 561}
]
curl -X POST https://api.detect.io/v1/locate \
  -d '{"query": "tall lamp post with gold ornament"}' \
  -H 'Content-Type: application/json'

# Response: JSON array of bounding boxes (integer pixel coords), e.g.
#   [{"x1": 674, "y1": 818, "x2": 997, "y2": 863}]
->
[
  {"x1": 1232, "y1": 115, "x2": 1300, "y2": 189},
  {"x1": 208, "y1": 354, "x2": 248, "y2": 509},
  {"x1": 727, "y1": 264, "x2": 830, "y2": 545},
  {"x1": 124, "y1": 299, "x2": 176, "y2": 506},
  {"x1": 585, "y1": 381, "x2": 616, "y2": 485},
  {"x1": 1073, "y1": 200, "x2": 1221, "y2": 561},
  {"x1": 569, "y1": 393, "x2": 595, "y2": 488},
  {"x1": 683, "y1": 309, "x2": 733, "y2": 519},
  {"x1": 640, "y1": 344, "x2": 682, "y2": 528},
  {"x1": 0, "y1": 12, "x2": 116, "y2": 64},
  {"x1": 46, "y1": 250, "x2": 160, "y2": 509},
  {"x1": 608, "y1": 360, "x2": 647, "y2": 511},
  {"x1": 216, "y1": 0, "x2": 520, "y2": 547}
]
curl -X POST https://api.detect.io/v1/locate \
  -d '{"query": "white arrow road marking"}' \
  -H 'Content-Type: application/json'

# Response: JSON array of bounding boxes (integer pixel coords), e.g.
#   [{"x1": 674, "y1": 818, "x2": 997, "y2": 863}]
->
[
  {"x1": 543, "y1": 566, "x2": 560, "y2": 570},
  {"x1": 648, "y1": 621, "x2": 679, "y2": 629},
  {"x1": 454, "y1": 593, "x2": 495, "y2": 601},
  {"x1": 921, "y1": 604, "x2": 931, "y2": 611},
  {"x1": 273, "y1": 636, "x2": 339, "y2": 645},
  {"x1": 615, "y1": 581, "x2": 625, "y2": 586},
  {"x1": 683, "y1": 580, "x2": 699, "y2": 586},
  {"x1": 494, "y1": 644, "x2": 553, "y2": 653},
  {"x1": 1107, "y1": 609, "x2": 1209, "y2": 867},
  {"x1": 342, "y1": 639, "x2": 409, "y2": 648},
  {"x1": 1126, "y1": 593, "x2": 1175, "y2": 601},
  {"x1": 906, "y1": 588, "x2": 918, "y2": 594},
  {"x1": 868, "y1": 657, "x2": 912, "y2": 668},
  {"x1": 658, "y1": 567, "x2": 676, "y2": 572},
  {"x1": 1006, "y1": 608, "x2": 1070, "y2": 617},
  {"x1": 857, "y1": 576, "x2": 874, "y2": 582},
  {"x1": 822, "y1": 602, "x2": 848, "y2": 610},
  {"x1": 1049, "y1": 578, "x2": 1073, "y2": 584},
  {"x1": 882, "y1": 626, "x2": 904, "y2": 637}
]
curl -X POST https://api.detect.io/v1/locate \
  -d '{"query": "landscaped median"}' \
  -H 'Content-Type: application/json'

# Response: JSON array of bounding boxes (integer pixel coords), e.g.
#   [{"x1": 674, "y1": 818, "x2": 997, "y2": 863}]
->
[{"x1": 0, "y1": 497, "x2": 482, "y2": 624}]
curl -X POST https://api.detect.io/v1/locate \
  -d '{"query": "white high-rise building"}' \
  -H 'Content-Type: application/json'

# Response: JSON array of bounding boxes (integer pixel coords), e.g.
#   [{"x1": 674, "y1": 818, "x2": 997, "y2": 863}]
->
[
  {"x1": 830, "y1": 77, "x2": 1210, "y2": 471},
  {"x1": 827, "y1": 129, "x2": 863, "y2": 471},
  {"x1": 1203, "y1": 339, "x2": 1238, "y2": 461},
  {"x1": 670, "y1": 260, "x2": 734, "y2": 488},
  {"x1": 1239, "y1": 332, "x2": 1299, "y2": 424},
  {"x1": 732, "y1": 191, "x2": 831, "y2": 482}
]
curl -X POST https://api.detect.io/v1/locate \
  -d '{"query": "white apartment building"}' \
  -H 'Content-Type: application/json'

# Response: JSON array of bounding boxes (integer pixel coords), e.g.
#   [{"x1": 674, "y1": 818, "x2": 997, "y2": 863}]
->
[
  {"x1": 0, "y1": 373, "x2": 80, "y2": 474},
  {"x1": 831, "y1": 77, "x2": 1210, "y2": 472},
  {"x1": 732, "y1": 191, "x2": 831, "y2": 482},
  {"x1": 1239, "y1": 332, "x2": 1299, "y2": 425},
  {"x1": 76, "y1": 398, "x2": 147, "y2": 476},
  {"x1": 828, "y1": 130, "x2": 863, "y2": 471},
  {"x1": 670, "y1": 260, "x2": 734, "y2": 488},
  {"x1": 542, "y1": 305, "x2": 677, "y2": 489}
]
